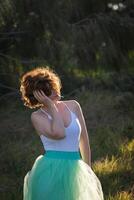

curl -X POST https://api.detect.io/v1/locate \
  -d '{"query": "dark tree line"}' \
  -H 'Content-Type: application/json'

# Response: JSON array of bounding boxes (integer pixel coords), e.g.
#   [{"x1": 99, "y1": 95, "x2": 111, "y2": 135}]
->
[{"x1": 0, "y1": 0, "x2": 134, "y2": 94}]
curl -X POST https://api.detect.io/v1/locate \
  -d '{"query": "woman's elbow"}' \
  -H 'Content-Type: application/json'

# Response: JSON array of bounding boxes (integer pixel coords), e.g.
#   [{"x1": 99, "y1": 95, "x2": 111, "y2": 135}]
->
[{"x1": 51, "y1": 129, "x2": 66, "y2": 139}]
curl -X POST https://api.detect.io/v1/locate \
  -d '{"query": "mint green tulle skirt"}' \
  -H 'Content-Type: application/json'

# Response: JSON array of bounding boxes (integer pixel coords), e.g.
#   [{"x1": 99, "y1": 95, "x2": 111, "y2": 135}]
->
[{"x1": 23, "y1": 150, "x2": 104, "y2": 200}]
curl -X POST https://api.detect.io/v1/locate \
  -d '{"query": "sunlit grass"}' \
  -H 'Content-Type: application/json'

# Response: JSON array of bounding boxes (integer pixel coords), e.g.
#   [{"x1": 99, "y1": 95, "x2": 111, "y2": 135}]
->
[
  {"x1": 92, "y1": 139, "x2": 134, "y2": 199},
  {"x1": 120, "y1": 139, "x2": 134, "y2": 155},
  {"x1": 76, "y1": 89, "x2": 134, "y2": 199},
  {"x1": 107, "y1": 191, "x2": 133, "y2": 200},
  {"x1": 93, "y1": 155, "x2": 120, "y2": 175}
]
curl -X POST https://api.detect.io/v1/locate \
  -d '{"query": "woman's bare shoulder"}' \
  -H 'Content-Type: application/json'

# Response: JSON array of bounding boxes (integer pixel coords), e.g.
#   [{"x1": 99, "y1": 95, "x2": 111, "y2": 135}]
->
[
  {"x1": 62, "y1": 99, "x2": 80, "y2": 112},
  {"x1": 31, "y1": 108, "x2": 41, "y2": 116},
  {"x1": 31, "y1": 108, "x2": 46, "y2": 120}
]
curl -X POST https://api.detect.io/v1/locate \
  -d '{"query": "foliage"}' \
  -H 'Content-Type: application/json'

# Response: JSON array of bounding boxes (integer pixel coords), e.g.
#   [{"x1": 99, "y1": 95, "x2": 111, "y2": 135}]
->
[{"x1": 0, "y1": 0, "x2": 134, "y2": 77}]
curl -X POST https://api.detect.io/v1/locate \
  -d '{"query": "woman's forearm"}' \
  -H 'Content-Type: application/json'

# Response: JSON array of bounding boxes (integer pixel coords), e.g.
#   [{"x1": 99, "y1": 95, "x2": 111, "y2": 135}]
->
[
  {"x1": 48, "y1": 103, "x2": 66, "y2": 138},
  {"x1": 79, "y1": 135, "x2": 92, "y2": 167}
]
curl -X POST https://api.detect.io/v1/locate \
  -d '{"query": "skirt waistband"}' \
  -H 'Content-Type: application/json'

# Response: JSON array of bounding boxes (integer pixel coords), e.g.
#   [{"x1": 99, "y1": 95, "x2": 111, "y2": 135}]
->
[{"x1": 44, "y1": 150, "x2": 82, "y2": 160}]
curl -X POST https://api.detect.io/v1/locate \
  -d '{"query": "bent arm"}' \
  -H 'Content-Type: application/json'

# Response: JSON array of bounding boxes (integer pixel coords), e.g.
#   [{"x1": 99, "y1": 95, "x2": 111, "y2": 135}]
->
[
  {"x1": 49, "y1": 103, "x2": 66, "y2": 137},
  {"x1": 31, "y1": 103, "x2": 66, "y2": 140},
  {"x1": 74, "y1": 100, "x2": 92, "y2": 167}
]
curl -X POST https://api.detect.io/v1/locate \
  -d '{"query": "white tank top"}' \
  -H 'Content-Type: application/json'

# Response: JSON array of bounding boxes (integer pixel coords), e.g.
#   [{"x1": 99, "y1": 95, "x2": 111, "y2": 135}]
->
[{"x1": 39, "y1": 103, "x2": 81, "y2": 152}]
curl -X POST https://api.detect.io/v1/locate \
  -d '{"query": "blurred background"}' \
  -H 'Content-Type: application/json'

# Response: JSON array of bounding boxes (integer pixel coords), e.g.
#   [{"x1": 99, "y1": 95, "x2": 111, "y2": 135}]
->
[{"x1": 0, "y1": 0, "x2": 134, "y2": 199}]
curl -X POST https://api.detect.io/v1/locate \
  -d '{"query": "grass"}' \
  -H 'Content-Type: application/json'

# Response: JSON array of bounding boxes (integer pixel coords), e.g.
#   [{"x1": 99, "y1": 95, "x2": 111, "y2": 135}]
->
[
  {"x1": 76, "y1": 89, "x2": 134, "y2": 199},
  {"x1": 0, "y1": 88, "x2": 134, "y2": 199}
]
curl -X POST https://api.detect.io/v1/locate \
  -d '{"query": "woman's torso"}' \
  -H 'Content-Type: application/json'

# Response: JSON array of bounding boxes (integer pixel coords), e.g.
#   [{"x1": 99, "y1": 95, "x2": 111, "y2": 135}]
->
[{"x1": 36, "y1": 101, "x2": 81, "y2": 152}]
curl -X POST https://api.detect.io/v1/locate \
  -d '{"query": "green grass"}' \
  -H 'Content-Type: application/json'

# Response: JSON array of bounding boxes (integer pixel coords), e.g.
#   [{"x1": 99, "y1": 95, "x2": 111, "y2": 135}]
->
[
  {"x1": 0, "y1": 89, "x2": 134, "y2": 199},
  {"x1": 76, "y1": 90, "x2": 134, "y2": 199}
]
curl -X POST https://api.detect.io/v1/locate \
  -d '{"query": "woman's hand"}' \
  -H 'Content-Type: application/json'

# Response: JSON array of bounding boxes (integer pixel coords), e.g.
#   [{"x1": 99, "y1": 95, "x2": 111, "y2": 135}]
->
[{"x1": 33, "y1": 90, "x2": 54, "y2": 107}]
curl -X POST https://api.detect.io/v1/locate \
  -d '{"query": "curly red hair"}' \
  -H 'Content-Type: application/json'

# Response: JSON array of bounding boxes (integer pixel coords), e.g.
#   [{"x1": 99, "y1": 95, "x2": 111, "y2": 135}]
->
[{"x1": 19, "y1": 66, "x2": 62, "y2": 109}]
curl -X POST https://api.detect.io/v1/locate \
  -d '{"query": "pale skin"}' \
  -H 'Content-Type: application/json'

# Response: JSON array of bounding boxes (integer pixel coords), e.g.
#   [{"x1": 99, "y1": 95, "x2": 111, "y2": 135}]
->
[{"x1": 31, "y1": 89, "x2": 92, "y2": 167}]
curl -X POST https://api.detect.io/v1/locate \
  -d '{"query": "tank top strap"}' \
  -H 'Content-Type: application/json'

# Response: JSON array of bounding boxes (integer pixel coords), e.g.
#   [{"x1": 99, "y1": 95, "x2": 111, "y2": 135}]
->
[
  {"x1": 40, "y1": 108, "x2": 52, "y2": 119},
  {"x1": 63, "y1": 102, "x2": 72, "y2": 114},
  {"x1": 64, "y1": 102, "x2": 78, "y2": 120}
]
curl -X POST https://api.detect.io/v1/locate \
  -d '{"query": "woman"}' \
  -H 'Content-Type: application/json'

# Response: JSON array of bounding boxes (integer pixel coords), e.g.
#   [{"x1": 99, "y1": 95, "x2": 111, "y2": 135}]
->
[{"x1": 20, "y1": 66, "x2": 104, "y2": 200}]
